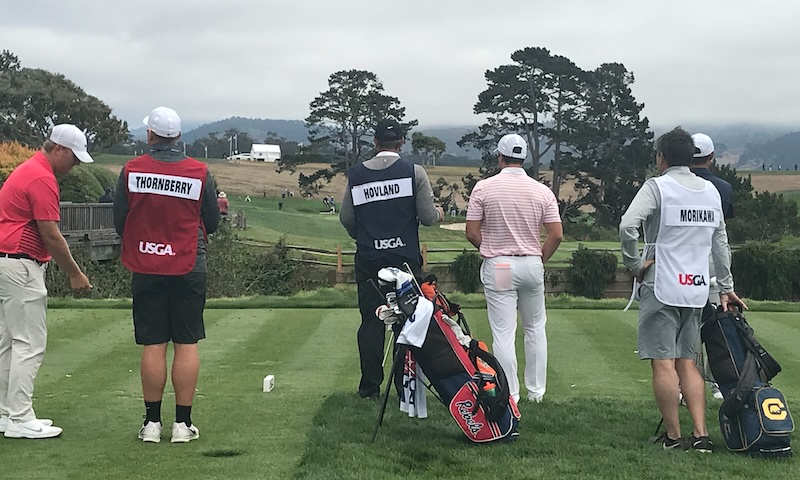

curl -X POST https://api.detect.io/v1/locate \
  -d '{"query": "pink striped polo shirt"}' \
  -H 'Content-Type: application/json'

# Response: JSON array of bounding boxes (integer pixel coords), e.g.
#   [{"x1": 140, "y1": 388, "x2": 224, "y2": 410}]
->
[{"x1": 466, "y1": 167, "x2": 561, "y2": 258}]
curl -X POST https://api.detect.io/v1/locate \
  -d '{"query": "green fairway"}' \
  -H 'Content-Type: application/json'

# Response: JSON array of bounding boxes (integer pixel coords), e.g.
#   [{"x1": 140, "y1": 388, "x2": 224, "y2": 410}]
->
[{"x1": 3, "y1": 307, "x2": 798, "y2": 479}]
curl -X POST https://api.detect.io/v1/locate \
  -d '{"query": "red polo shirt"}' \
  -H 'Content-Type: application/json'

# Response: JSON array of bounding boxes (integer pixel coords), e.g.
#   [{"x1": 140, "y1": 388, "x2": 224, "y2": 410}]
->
[{"x1": 0, "y1": 151, "x2": 61, "y2": 262}]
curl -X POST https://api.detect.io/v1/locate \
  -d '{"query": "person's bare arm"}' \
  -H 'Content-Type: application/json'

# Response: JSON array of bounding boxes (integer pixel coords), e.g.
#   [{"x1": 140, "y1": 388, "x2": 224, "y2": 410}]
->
[
  {"x1": 465, "y1": 220, "x2": 482, "y2": 249},
  {"x1": 37, "y1": 220, "x2": 91, "y2": 291},
  {"x1": 541, "y1": 222, "x2": 563, "y2": 263}
]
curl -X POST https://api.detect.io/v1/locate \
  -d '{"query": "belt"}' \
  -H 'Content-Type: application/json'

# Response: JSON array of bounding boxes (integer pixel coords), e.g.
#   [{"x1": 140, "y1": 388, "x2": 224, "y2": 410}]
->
[{"x1": 0, "y1": 252, "x2": 45, "y2": 265}]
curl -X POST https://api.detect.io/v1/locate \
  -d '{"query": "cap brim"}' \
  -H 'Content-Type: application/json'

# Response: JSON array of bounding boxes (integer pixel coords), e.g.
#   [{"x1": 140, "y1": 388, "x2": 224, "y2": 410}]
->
[
  {"x1": 74, "y1": 149, "x2": 94, "y2": 163},
  {"x1": 143, "y1": 115, "x2": 150, "y2": 128}
]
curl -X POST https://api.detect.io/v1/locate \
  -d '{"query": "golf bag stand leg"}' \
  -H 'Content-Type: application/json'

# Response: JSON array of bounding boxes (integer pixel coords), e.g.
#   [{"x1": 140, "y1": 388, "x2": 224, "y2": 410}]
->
[{"x1": 371, "y1": 344, "x2": 405, "y2": 443}]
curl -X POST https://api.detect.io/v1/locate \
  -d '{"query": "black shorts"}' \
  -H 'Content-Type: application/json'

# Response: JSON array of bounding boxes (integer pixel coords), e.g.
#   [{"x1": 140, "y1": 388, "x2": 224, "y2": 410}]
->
[{"x1": 131, "y1": 272, "x2": 207, "y2": 345}]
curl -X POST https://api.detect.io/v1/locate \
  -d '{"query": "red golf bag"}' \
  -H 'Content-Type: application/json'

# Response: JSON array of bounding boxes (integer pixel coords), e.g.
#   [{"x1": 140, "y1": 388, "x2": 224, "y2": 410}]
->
[{"x1": 374, "y1": 270, "x2": 520, "y2": 443}]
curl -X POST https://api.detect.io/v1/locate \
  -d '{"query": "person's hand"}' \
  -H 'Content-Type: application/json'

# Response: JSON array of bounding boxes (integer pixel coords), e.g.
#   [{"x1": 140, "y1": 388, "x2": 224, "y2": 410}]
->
[
  {"x1": 69, "y1": 272, "x2": 92, "y2": 294},
  {"x1": 435, "y1": 206, "x2": 445, "y2": 222},
  {"x1": 636, "y1": 259, "x2": 654, "y2": 282},
  {"x1": 720, "y1": 291, "x2": 748, "y2": 312}
]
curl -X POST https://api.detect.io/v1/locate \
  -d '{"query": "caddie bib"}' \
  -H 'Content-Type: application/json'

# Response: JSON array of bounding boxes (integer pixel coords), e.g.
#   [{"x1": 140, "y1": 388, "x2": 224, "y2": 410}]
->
[{"x1": 649, "y1": 175, "x2": 721, "y2": 307}]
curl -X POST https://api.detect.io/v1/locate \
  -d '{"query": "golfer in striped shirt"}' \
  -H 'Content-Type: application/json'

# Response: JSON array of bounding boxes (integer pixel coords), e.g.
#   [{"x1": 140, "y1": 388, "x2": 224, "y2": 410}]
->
[{"x1": 466, "y1": 134, "x2": 563, "y2": 404}]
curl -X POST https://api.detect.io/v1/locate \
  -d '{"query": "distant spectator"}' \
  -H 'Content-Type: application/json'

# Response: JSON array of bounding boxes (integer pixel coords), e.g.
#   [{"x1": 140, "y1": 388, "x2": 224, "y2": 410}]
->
[
  {"x1": 98, "y1": 186, "x2": 114, "y2": 203},
  {"x1": 278, "y1": 202, "x2": 283, "y2": 211},
  {"x1": 217, "y1": 191, "x2": 229, "y2": 218}
]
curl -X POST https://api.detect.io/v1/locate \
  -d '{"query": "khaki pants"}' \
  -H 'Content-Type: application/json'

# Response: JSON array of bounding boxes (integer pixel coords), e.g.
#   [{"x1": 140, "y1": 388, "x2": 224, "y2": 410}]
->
[{"x1": 0, "y1": 258, "x2": 48, "y2": 422}]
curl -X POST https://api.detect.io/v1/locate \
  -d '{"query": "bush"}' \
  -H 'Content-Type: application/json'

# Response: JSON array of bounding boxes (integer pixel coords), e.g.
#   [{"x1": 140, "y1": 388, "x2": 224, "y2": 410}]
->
[
  {"x1": 449, "y1": 249, "x2": 482, "y2": 293},
  {"x1": 45, "y1": 248, "x2": 131, "y2": 298},
  {"x1": 206, "y1": 226, "x2": 298, "y2": 297},
  {"x1": 45, "y1": 225, "x2": 299, "y2": 298},
  {"x1": 57, "y1": 166, "x2": 104, "y2": 203},
  {"x1": 566, "y1": 248, "x2": 617, "y2": 299},
  {"x1": 730, "y1": 242, "x2": 799, "y2": 301},
  {"x1": 0, "y1": 142, "x2": 35, "y2": 188}
]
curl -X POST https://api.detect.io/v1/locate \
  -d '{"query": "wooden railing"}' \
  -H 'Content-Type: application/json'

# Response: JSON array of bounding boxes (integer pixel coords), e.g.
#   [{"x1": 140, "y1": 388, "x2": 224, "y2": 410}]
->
[{"x1": 59, "y1": 203, "x2": 116, "y2": 234}]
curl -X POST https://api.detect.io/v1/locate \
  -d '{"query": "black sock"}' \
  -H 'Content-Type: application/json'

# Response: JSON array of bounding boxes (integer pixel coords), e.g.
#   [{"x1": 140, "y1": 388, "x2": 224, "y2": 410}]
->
[
  {"x1": 144, "y1": 401, "x2": 162, "y2": 424},
  {"x1": 176, "y1": 405, "x2": 192, "y2": 427}
]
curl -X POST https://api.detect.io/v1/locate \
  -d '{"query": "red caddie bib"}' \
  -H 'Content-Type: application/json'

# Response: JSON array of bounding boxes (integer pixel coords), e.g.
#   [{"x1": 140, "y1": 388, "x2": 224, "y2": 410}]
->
[{"x1": 121, "y1": 155, "x2": 208, "y2": 275}]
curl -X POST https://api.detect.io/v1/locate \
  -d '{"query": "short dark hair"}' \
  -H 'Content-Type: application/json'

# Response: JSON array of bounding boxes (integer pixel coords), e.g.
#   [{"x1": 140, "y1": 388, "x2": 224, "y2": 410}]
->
[
  {"x1": 375, "y1": 139, "x2": 403, "y2": 151},
  {"x1": 656, "y1": 127, "x2": 694, "y2": 167},
  {"x1": 500, "y1": 154, "x2": 524, "y2": 165}
]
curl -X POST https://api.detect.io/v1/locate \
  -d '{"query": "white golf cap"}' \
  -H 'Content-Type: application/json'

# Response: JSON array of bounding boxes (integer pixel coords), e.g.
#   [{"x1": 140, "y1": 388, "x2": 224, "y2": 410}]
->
[
  {"x1": 143, "y1": 106, "x2": 181, "y2": 138},
  {"x1": 692, "y1": 133, "x2": 714, "y2": 157},
  {"x1": 49, "y1": 124, "x2": 94, "y2": 163},
  {"x1": 496, "y1": 133, "x2": 528, "y2": 160}
]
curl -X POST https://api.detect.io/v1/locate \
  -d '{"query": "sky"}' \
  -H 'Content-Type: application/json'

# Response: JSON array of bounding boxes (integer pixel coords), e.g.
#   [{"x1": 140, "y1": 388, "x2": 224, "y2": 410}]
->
[{"x1": 2, "y1": 0, "x2": 799, "y2": 131}]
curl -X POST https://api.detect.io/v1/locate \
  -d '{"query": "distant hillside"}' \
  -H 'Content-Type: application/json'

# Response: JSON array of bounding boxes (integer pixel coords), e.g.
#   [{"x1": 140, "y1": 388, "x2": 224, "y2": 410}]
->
[
  {"x1": 180, "y1": 117, "x2": 308, "y2": 144},
  {"x1": 739, "y1": 131, "x2": 800, "y2": 170}
]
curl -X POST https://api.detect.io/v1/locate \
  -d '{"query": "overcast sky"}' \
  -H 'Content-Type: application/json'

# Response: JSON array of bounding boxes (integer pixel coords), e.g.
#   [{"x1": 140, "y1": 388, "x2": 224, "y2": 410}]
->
[{"x1": 2, "y1": 0, "x2": 798, "y2": 131}]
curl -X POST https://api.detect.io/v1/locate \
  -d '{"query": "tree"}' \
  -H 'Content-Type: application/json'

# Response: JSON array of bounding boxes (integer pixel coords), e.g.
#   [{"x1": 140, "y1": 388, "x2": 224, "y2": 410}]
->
[
  {"x1": 411, "y1": 132, "x2": 446, "y2": 167},
  {"x1": 305, "y1": 69, "x2": 417, "y2": 172},
  {"x1": 562, "y1": 63, "x2": 653, "y2": 228},
  {"x1": 0, "y1": 50, "x2": 128, "y2": 149},
  {"x1": 459, "y1": 47, "x2": 583, "y2": 186}
]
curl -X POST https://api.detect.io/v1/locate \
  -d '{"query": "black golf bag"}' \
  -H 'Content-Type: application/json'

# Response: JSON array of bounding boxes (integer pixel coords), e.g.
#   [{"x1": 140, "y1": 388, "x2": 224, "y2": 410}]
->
[
  {"x1": 701, "y1": 308, "x2": 794, "y2": 458},
  {"x1": 376, "y1": 270, "x2": 520, "y2": 443}
]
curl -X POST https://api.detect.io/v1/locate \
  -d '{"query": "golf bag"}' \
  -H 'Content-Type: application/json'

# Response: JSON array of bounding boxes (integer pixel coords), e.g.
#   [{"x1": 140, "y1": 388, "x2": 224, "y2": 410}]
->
[
  {"x1": 376, "y1": 269, "x2": 520, "y2": 443},
  {"x1": 701, "y1": 307, "x2": 794, "y2": 458}
]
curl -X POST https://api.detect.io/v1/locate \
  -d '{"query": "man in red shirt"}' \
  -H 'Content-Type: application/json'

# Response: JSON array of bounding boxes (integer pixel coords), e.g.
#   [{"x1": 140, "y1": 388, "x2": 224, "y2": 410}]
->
[
  {"x1": 114, "y1": 106, "x2": 219, "y2": 444},
  {"x1": 0, "y1": 124, "x2": 93, "y2": 439}
]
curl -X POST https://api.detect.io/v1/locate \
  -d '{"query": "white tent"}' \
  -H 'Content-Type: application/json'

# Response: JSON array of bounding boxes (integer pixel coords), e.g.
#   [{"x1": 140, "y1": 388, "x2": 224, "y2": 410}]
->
[{"x1": 250, "y1": 144, "x2": 281, "y2": 162}]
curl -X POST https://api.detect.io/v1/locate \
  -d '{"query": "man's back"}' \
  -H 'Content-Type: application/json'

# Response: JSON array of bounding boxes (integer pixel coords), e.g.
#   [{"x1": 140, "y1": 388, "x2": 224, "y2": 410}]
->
[{"x1": 467, "y1": 169, "x2": 560, "y2": 257}]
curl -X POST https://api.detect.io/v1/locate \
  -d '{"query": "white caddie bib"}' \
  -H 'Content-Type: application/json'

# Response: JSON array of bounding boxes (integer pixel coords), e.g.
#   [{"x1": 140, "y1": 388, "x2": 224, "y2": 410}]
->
[{"x1": 650, "y1": 175, "x2": 721, "y2": 307}]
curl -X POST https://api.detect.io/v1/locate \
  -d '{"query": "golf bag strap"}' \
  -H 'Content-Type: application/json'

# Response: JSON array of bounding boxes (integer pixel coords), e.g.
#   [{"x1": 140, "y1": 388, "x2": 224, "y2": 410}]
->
[
  {"x1": 468, "y1": 340, "x2": 511, "y2": 423},
  {"x1": 729, "y1": 314, "x2": 782, "y2": 380},
  {"x1": 721, "y1": 352, "x2": 758, "y2": 417}
]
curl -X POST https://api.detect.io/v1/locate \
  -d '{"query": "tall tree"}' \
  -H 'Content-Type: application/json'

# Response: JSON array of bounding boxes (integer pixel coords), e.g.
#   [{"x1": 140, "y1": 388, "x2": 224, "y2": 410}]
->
[
  {"x1": 0, "y1": 50, "x2": 128, "y2": 149},
  {"x1": 459, "y1": 47, "x2": 582, "y2": 184},
  {"x1": 411, "y1": 132, "x2": 446, "y2": 167},
  {"x1": 562, "y1": 63, "x2": 653, "y2": 228},
  {"x1": 305, "y1": 69, "x2": 417, "y2": 172}
]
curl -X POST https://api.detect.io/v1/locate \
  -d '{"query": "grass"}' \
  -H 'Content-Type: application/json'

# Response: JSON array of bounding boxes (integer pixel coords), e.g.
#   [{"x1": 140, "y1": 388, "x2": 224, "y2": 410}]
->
[
  {"x1": 3, "y1": 306, "x2": 798, "y2": 479},
  {"x1": 225, "y1": 195, "x2": 624, "y2": 267}
]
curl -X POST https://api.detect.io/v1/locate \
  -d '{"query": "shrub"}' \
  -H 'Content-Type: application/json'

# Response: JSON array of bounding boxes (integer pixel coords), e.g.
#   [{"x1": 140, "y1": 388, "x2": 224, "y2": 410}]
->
[
  {"x1": 449, "y1": 249, "x2": 482, "y2": 293},
  {"x1": 45, "y1": 225, "x2": 299, "y2": 298},
  {"x1": 0, "y1": 142, "x2": 35, "y2": 187},
  {"x1": 730, "y1": 242, "x2": 798, "y2": 301},
  {"x1": 45, "y1": 248, "x2": 131, "y2": 298},
  {"x1": 566, "y1": 248, "x2": 617, "y2": 299}
]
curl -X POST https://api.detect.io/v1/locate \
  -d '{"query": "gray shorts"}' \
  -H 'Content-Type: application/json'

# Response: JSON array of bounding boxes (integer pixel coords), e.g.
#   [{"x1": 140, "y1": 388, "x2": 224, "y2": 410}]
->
[{"x1": 637, "y1": 285, "x2": 702, "y2": 360}]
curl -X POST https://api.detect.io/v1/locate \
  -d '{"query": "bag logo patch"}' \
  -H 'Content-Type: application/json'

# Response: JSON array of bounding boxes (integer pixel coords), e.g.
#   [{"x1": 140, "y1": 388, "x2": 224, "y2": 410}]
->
[{"x1": 763, "y1": 398, "x2": 788, "y2": 421}]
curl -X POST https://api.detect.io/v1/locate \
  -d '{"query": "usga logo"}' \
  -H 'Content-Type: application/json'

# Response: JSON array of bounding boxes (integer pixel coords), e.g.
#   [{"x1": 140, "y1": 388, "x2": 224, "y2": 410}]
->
[
  {"x1": 139, "y1": 241, "x2": 176, "y2": 256},
  {"x1": 374, "y1": 237, "x2": 406, "y2": 250},
  {"x1": 678, "y1": 273, "x2": 707, "y2": 286}
]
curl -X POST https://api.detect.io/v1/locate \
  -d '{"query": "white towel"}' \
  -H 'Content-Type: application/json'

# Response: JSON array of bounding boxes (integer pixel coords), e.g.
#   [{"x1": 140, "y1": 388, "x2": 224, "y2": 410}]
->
[
  {"x1": 399, "y1": 350, "x2": 427, "y2": 418},
  {"x1": 396, "y1": 297, "x2": 434, "y2": 348}
]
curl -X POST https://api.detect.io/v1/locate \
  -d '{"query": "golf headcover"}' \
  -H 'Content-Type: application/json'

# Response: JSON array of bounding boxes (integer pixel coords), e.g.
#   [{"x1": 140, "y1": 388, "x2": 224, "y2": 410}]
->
[{"x1": 377, "y1": 267, "x2": 419, "y2": 317}]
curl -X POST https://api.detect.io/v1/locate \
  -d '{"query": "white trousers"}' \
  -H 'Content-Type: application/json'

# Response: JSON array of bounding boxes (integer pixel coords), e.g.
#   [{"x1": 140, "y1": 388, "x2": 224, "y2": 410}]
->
[
  {"x1": 481, "y1": 255, "x2": 547, "y2": 403},
  {"x1": 0, "y1": 258, "x2": 48, "y2": 421}
]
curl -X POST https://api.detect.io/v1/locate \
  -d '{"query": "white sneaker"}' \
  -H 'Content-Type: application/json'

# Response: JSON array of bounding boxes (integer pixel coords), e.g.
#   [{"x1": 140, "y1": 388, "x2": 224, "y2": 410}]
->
[
  {"x1": 711, "y1": 385, "x2": 725, "y2": 400},
  {"x1": 171, "y1": 422, "x2": 199, "y2": 443},
  {"x1": 3, "y1": 419, "x2": 62, "y2": 439},
  {"x1": 527, "y1": 395, "x2": 543, "y2": 403},
  {"x1": 138, "y1": 421, "x2": 162, "y2": 443},
  {"x1": 0, "y1": 416, "x2": 53, "y2": 433}
]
